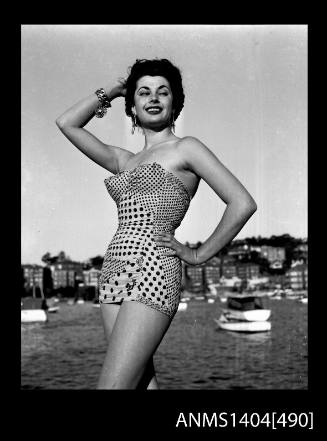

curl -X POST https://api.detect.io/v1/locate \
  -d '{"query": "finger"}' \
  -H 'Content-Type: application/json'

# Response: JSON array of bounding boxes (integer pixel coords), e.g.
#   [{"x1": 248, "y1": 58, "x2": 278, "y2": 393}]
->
[
  {"x1": 156, "y1": 241, "x2": 173, "y2": 249},
  {"x1": 165, "y1": 250, "x2": 177, "y2": 256},
  {"x1": 155, "y1": 242, "x2": 173, "y2": 248},
  {"x1": 157, "y1": 238, "x2": 171, "y2": 244},
  {"x1": 157, "y1": 233, "x2": 173, "y2": 241},
  {"x1": 159, "y1": 232, "x2": 173, "y2": 238},
  {"x1": 154, "y1": 235, "x2": 170, "y2": 243}
]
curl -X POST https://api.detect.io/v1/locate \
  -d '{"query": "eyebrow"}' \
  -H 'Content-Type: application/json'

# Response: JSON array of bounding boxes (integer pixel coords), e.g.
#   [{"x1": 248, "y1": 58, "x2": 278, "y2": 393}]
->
[{"x1": 137, "y1": 85, "x2": 170, "y2": 92}]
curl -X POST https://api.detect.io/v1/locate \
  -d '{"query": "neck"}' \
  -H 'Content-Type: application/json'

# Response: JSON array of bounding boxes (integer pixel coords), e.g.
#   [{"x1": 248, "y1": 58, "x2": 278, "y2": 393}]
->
[{"x1": 142, "y1": 126, "x2": 177, "y2": 150}]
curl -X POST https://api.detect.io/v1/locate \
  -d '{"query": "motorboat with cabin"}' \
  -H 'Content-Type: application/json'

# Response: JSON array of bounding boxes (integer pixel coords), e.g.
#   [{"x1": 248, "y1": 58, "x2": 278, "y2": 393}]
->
[{"x1": 215, "y1": 295, "x2": 271, "y2": 333}]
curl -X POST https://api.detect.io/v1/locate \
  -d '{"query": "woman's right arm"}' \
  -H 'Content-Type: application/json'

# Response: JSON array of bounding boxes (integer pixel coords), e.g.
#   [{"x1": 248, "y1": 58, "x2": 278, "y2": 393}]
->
[{"x1": 55, "y1": 82, "x2": 131, "y2": 174}]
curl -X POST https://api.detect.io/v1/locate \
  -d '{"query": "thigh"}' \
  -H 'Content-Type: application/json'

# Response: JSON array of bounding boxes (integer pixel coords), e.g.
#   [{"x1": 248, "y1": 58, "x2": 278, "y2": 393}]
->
[
  {"x1": 99, "y1": 300, "x2": 172, "y2": 388},
  {"x1": 100, "y1": 303, "x2": 121, "y2": 343}
]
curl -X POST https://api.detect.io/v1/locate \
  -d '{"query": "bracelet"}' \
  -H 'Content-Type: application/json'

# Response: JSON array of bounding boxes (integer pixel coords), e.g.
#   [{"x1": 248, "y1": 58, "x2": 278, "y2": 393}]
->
[
  {"x1": 95, "y1": 88, "x2": 111, "y2": 118},
  {"x1": 95, "y1": 88, "x2": 111, "y2": 108}
]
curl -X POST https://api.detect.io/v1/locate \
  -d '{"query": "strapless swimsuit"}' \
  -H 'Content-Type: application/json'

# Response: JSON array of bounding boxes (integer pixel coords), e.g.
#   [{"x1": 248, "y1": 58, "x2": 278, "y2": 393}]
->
[{"x1": 99, "y1": 162, "x2": 192, "y2": 318}]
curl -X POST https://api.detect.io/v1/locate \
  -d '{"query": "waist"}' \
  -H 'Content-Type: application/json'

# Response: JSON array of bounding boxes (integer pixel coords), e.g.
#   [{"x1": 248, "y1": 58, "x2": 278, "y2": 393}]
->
[{"x1": 117, "y1": 219, "x2": 174, "y2": 233}]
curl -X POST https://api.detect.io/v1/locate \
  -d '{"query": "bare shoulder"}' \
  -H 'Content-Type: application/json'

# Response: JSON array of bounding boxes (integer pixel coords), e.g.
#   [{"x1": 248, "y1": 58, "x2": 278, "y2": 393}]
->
[
  {"x1": 177, "y1": 135, "x2": 208, "y2": 152},
  {"x1": 176, "y1": 136, "x2": 217, "y2": 173},
  {"x1": 176, "y1": 136, "x2": 255, "y2": 206}
]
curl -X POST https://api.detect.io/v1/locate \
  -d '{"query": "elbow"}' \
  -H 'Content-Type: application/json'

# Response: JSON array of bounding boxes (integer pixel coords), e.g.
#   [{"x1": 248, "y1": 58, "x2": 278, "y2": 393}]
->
[
  {"x1": 236, "y1": 196, "x2": 257, "y2": 218},
  {"x1": 55, "y1": 117, "x2": 66, "y2": 130},
  {"x1": 242, "y1": 197, "x2": 257, "y2": 217},
  {"x1": 247, "y1": 197, "x2": 257, "y2": 214}
]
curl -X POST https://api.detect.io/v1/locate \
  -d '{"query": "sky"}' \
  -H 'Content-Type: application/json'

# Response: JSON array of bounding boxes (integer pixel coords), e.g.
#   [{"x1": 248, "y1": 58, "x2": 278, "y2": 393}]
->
[{"x1": 21, "y1": 24, "x2": 307, "y2": 265}]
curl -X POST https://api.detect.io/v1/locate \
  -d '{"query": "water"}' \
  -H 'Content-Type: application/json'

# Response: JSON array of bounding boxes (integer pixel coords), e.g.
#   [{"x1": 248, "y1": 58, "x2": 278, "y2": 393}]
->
[{"x1": 21, "y1": 298, "x2": 307, "y2": 390}]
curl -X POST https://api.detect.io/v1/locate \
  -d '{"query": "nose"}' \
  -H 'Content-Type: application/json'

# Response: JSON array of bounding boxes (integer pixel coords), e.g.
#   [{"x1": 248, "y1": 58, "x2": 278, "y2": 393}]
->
[{"x1": 149, "y1": 94, "x2": 160, "y2": 103}]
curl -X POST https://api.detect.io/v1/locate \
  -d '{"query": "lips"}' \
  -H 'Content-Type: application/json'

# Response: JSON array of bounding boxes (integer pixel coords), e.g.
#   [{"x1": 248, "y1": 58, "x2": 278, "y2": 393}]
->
[{"x1": 146, "y1": 106, "x2": 162, "y2": 114}]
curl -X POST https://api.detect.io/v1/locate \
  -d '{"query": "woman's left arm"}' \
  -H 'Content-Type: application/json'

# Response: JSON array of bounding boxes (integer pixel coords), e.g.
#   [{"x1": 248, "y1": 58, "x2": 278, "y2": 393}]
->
[{"x1": 154, "y1": 136, "x2": 257, "y2": 265}]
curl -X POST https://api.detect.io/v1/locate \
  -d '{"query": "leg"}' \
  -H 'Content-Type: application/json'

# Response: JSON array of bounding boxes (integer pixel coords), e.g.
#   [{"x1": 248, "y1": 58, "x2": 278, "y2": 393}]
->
[
  {"x1": 99, "y1": 303, "x2": 161, "y2": 389},
  {"x1": 100, "y1": 303, "x2": 120, "y2": 343},
  {"x1": 137, "y1": 357, "x2": 159, "y2": 390},
  {"x1": 97, "y1": 301, "x2": 171, "y2": 389},
  {"x1": 99, "y1": 303, "x2": 159, "y2": 389}
]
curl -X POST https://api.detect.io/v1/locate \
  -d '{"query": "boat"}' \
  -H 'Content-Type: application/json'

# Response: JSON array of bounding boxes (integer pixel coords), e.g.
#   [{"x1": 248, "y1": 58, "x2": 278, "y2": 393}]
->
[
  {"x1": 48, "y1": 305, "x2": 60, "y2": 313},
  {"x1": 299, "y1": 297, "x2": 308, "y2": 304},
  {"x1": 271, "y1": 289, "x2": 285, "y2": 300},
  {"x1": 177, "y1": 302, "x2": 188, "y2": 311},
  {"x1": 207, "y1": 298, "x2": 215, "y2": 304},
  {"x1": 214, "y1": 316, "x2": 271, "y2": 332},
  {"x1": 21, "y1": 283, "x2": 48, "y2": 323},
  {"x1": 92, "y1": 298, "x2": 101, "y2": 308},
  {"x1": 221, "y1": 296, "x2": 271, "y2": 322},
  {"x1": 47, "y1": 297, "x2": 60, "y2": 313},
  {"x1": 180, "y1": 290, "x2": 190, "y2": 302},
  {"x1": 215, "y1": 295, "x2": 271, "y2": 333}
]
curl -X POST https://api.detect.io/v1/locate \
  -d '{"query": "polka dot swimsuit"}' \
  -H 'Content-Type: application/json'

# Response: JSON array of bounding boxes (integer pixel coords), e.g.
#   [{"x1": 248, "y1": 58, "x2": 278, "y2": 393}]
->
[{"x1": 99, "y1": 162, "x2": 192, "y2": 318}]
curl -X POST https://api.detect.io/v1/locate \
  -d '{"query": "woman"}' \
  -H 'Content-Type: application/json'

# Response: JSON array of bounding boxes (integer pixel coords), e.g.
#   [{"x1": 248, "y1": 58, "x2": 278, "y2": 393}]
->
[{"x1": 56, "y1": 58, "x2": 257, "y2": 389}]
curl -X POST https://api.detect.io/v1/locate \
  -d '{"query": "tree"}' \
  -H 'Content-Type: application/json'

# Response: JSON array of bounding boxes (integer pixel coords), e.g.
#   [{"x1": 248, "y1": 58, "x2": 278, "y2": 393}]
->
[
  {"x1": 43, "y1": 266, "x2": 53, "y2": 297},
  {"x1": 41, "y1": 252, "x2": 58, "y2": 265},
  {"x1": 57, "y1": 251, "x2": 67, "y2": 262},
  {"x1": 89, "y1": 255, "x2": 104, "y2": 269},
  {"x1": 21, "y1": 267, "x2": 26, "y2": 297}
]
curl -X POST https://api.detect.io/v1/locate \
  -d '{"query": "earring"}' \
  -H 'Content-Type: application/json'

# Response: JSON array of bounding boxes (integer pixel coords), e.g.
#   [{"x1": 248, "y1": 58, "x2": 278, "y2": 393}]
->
[{"x1": 131, "y1": 113, "x2": 137, "y2": 135}]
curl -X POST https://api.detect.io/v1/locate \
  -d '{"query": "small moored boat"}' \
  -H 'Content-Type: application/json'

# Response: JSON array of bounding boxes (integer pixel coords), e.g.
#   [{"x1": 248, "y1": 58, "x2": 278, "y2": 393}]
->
[
  {"x1": 214, "y1": 316, "x2": 271, "y2": 332},
  {"x1": 177, "y1": 302, "x2": 188, "y2": 311},
  {"x1": 48, "y1": 305, "x2": 60, "y2": 313},
  {"x1": 21, "y1": 286, "x2": 48, "y2": 324},
  {"x1": 221, "y1": 296, "x2": 271, "y2": 322},
  {"x1": 215, "y1": 295, "x2": 271, "y2": 333}
]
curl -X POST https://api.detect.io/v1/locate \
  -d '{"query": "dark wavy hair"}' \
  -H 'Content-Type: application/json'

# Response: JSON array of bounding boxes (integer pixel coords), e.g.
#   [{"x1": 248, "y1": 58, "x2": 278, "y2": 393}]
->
[{"x1": 124, "y1": 58, "x2": 185, "y2": 125}]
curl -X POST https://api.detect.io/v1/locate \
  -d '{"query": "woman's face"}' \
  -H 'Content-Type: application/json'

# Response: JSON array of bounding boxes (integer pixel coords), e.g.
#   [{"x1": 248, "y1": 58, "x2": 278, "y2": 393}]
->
[{"x1": 133, "y1": 75, "x2": 174, "y2": 129}]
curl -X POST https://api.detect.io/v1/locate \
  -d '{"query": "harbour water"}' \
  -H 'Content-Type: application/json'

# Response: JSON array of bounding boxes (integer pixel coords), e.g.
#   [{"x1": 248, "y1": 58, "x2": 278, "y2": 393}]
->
[{"x1": 21, "y1": 297, "x2": 307, "y2": 390}]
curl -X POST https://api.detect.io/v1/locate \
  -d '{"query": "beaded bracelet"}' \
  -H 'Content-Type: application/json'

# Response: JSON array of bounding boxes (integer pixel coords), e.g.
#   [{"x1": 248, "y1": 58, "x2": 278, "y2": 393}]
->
[{"x1": 95, "y1": 88, "x2": 111, "y2": 118}]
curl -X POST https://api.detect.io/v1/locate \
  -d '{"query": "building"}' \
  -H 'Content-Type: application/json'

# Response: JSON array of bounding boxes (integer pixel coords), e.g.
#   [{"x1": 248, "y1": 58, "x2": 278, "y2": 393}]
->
[
  {"x1": 83, "y1": 267, "x2": 101, "y2": 287},
  {"x1": 293, "y1": 241, "x2": 308, "y2": 263},
  {"x1": 247, "y1": 276, "x2": 270, "y2": 289},
  {"x1": 261, "y1": 246, "x2": 286, "y2": 264},
  {"x1": 249, "y1": 245, "x2": 262, "y2": 253},
  {"x1": 286, "y1": 263, "x2": 308, "y2": 290},
  {"x1": 228, "y1": 243, "x2": 250, "y2": 260},
  {"x1": 204, "y1": 256, "x2": 221, "y2": 285},
  {"x1": 237, "y1": 262, "x2": 260, "y2": 280},
  {"x1": 22, "y1": 264, "x2": 44, "y2": 289},
  {"x1": 270, "y1": 260, "x2": 284, "y2": 270},
  {"x1": 52, "y1": 269, "x2": 77, "y2": 289},
  {"x1": 50, "y1": 260, "x2": 84, "y2": 289},
  {"x1": 184, "y1": 264, "x2": 205, "y2": 293},
  {"x1": 221, "y1": 262, "x2": 238, "y2": 279},
  {"x1": 219, "y1": 275, "x2": 242, "y2": 288}
]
